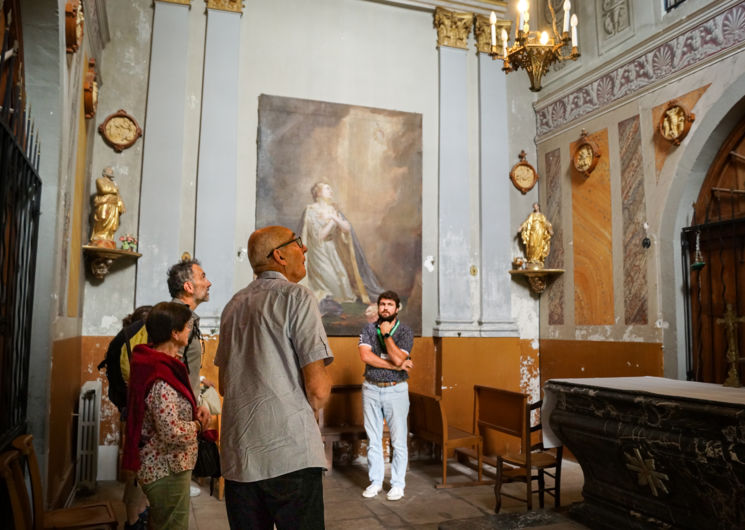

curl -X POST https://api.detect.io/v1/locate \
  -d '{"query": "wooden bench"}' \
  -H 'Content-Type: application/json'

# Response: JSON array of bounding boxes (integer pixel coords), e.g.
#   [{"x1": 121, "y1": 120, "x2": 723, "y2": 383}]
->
[
  {"x1": 319, "y1": 384, "x2": 389, "y2": 474},
  {"x1": 455, "y1": 385, "x2": 562, "y2": 512},
  {"x1": 408, "y1": 391, "x2": 484, "y2": 488}
]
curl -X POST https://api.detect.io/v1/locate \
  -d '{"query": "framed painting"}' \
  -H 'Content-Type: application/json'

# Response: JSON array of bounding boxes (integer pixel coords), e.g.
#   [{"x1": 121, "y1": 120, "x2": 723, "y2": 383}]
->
[{"x1": 256, "y1": 94, "x2": 422, "y2": 335}]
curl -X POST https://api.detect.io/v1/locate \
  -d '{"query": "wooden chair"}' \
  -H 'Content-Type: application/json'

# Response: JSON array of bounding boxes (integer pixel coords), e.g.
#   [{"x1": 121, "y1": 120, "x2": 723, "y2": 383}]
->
[
  {"x1": 408, "y1": 391, "x2": 483, "y2": 488},
  {"x1": 467, "y1": 385, "x2": 562, "y2": 512},
  {"x1": 2, "y1": 434, "x2": 118, "y2": 529}
]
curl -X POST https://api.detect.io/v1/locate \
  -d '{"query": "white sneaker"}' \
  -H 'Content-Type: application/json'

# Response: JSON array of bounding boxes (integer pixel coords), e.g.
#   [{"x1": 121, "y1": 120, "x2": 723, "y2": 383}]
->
[
  {"x1": 361, "y1": 483, "x2": 382, "y2": 498},
  {"x1": 189, "y1": 484, "x2": 201, "y2": 497},
  {"x1": 387, "y1": 486, "x2": 404, "y2": 501}
]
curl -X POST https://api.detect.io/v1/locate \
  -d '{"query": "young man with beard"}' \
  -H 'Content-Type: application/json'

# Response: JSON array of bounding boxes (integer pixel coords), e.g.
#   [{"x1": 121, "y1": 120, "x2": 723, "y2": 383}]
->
[{"x1": 358, "y1": 291, "x2": 414, "y2": 501}]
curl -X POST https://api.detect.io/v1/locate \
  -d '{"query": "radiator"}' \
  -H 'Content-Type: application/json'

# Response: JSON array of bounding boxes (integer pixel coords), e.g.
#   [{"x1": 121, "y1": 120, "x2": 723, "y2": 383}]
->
[{"x1": 76, "y1": 380, "x2": 102, "y2": 492}]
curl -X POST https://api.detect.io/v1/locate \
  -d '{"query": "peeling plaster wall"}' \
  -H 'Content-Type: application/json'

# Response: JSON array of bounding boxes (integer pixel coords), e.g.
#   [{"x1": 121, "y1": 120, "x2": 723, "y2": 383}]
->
[{"x1": 83, "y1": 0, "x2": 152, "y2": 336}]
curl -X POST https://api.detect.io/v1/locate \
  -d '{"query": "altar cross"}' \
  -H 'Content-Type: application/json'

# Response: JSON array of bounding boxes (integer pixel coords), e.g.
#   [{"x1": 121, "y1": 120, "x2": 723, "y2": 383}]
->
[{"x1": 715, "y1": 303, "x2": 745, "y2": 387}]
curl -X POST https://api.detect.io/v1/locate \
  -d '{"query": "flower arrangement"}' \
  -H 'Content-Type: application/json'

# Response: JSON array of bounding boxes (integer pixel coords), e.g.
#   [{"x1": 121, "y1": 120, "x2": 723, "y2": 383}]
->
[{"x1": 119, "y1": 234, "x2": 138, "y2": 251}]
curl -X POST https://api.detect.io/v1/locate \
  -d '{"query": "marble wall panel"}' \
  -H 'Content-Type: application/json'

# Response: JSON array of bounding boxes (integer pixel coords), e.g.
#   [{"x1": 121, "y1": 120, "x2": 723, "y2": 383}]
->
[
  {"x1": 571, "y1": 129, "x2": 614, "y2": 325},
  {"x1": 619, "y1": 115, "x2": 648, "y2": 325},
  {"x1": 544, "y1": 148, "x2": 564, "y2": 325}
]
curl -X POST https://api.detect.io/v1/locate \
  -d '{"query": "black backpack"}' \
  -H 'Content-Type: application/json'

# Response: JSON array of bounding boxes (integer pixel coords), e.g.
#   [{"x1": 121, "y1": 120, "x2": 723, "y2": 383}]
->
[
  {"x1": 97, "y1": 320, "x2": 150, "y2": 414},
  {"x1": 98, "y1": 319, "x2": 199, "y2": 416}
]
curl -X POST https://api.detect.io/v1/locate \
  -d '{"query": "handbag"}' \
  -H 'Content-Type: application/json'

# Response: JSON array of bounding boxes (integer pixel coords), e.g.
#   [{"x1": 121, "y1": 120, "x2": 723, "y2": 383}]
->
[{"x1": 193, "y1": 429, "x2": 221, "y2": 479}]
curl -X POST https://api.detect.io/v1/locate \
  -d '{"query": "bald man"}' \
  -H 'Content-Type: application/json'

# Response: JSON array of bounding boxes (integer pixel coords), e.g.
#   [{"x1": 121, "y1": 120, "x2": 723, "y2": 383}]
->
[{"x1": 215, "y1": 225, "x2": 333, "y2": 530}]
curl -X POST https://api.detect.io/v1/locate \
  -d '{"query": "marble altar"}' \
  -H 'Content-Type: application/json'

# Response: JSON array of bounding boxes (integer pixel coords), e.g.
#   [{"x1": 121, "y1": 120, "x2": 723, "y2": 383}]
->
[{"x1": 543, "y1": 377, "x2": 745, "y2": 530}]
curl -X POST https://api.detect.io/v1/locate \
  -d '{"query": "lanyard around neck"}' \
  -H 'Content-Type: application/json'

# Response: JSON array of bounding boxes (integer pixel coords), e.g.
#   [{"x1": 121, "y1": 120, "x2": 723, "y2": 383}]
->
[{"x1": 376, "y1": 319, "x2": 399, "y2": 351}]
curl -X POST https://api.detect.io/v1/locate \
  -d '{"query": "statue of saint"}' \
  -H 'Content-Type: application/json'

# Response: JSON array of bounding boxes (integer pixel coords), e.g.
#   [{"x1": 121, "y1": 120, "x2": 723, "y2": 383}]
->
[
  {"x1": 89, "y1": 167, "x2": 126, "y2": 248},
  {"x1": 519, "y1": 202, "x2": 553, "y2": 269}
]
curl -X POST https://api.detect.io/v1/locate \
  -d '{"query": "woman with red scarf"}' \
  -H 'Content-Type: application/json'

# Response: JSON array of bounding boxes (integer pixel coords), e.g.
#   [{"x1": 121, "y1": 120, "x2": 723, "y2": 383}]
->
[{"x1": 122, "y1": 302, "x2": 203, "y2": 529}]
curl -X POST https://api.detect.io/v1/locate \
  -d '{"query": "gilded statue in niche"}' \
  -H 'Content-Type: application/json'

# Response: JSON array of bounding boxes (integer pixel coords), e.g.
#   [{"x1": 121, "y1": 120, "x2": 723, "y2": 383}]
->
[
  {"x1": 519, "y1": 202, "x2": 553, "y2": 269},
  {"x1": 89, "y1": 167, "x2": 126, "y2": 248}
]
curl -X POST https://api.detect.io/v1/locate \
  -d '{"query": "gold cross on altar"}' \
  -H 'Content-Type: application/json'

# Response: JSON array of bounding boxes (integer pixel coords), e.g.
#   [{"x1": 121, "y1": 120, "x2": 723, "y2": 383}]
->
[{"x1": 715, "y1": 304, "x2": 745, "y2": 387}]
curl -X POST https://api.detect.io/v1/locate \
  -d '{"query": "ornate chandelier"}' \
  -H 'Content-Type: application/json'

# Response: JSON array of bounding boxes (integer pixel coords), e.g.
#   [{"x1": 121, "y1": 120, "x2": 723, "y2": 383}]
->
[{"x1": 488, "y1": 0, "x2": 580, "y2": 92}]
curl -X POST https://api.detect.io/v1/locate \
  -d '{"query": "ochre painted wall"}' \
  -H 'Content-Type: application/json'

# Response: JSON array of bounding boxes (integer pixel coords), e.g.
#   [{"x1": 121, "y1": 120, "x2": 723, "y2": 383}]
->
[
  {"x1": 539, "y1": 339, "x2": 664, "y2": 384},
  {"x1": 49, "y1": 337, "x2": 82, "y2": 507}
]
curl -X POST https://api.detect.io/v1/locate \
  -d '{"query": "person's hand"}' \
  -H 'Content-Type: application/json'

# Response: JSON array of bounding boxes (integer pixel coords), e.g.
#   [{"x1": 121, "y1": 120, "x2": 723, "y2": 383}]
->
[
  {"x1": 379, "y1": 320, "x2": 393, "y2": 335},
  {"x1": 400, "y1": 359, "x2": 414, "y2": 372},
  {"x1": 196, "y1": 405, "x2": 211, "y2": 427}
]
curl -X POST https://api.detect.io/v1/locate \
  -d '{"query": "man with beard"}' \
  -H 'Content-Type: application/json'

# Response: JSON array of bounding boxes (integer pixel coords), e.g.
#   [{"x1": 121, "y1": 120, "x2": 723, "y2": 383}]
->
[{"x1": 358, "y1": 291, "x2": 414, "y2": 501}]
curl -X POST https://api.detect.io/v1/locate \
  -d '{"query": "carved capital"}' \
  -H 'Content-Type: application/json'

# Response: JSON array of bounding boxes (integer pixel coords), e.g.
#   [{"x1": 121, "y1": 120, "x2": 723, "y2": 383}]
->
[
  {"x1": 206, "y1": 0, "x2": 243, "y2": 13},
  {"x1": 434, "y1": 7, "x2": 473, "y2": 50},
  {"x1": 157, "y1": 0, "x2": 191, "y2": 5},
  {"x1": 473, "y1": 13, "x2": 511, "y2": 54}
]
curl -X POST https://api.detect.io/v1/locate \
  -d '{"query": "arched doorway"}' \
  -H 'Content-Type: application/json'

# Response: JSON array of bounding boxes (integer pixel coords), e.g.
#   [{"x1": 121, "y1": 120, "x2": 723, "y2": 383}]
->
[{"x1": 682, "y1": 119, "x2": 745, "y2": 385}]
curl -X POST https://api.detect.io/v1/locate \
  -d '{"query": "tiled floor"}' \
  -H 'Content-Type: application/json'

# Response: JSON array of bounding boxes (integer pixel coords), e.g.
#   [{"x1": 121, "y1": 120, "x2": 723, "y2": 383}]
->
[{"x1": 80, "y1": 458, "x2": 587, "y2": 529}]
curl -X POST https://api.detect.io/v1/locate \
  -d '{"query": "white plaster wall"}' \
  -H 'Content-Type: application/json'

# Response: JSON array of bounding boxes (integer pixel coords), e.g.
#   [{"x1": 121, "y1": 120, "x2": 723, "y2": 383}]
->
[{"x1": 234, "y1": 0, "x2": 441, "y2": 334}]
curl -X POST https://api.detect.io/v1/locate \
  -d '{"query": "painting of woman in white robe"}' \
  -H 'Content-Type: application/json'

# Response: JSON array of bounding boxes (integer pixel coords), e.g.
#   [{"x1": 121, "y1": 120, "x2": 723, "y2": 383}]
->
[
  {"x1": 255, "y1": 94, "x2": 422, "y2": 335},
  {"x1": 299, "y1": 182, "x2": 384, "y2": 316}
]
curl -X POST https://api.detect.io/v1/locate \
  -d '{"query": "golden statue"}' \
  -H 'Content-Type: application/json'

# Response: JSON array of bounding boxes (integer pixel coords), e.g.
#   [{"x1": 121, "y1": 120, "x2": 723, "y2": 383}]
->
[
  {"x1": 519, "y1": 202, "x2": 553, "y2": 269},
  {"x1": 90, "y1": 167, "x2": 126, "y2": 248}
]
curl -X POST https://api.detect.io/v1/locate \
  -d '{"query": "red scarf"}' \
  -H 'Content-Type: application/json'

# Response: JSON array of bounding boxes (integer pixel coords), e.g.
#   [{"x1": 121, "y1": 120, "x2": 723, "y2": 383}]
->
[{"x1": 122, "y1": 344, "x2": 197, "y2": 472}]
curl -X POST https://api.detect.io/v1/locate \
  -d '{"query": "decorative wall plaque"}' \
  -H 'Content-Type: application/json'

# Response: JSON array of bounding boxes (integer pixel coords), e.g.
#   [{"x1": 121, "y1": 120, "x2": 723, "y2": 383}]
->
[
  {"x1": 658, "y1": 100, "x2": 695, "y2": 146},
  {"x1": 65, "y1": 0, "x2": 84, "y2": 54},
  {"x1": 83, "y1": 58, "x2": 98, "y2": 119},
  {"x1": 98, "y1": 110, "x2": 142, "y2": 152},
  {"x1": 510, "y1": 150, "x2": 539, "y2": 194},
  {"x1": 572, "y1": 129, "x2": 601, "y2": 177}
]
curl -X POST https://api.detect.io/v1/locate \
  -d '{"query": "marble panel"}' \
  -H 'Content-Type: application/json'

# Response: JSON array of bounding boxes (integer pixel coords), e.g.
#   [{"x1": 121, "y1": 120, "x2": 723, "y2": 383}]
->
[
  {"x1": 544, "y1": 148, "x2": 565, "y2": 325},
  {"x1": 571, "y1": 129, "x2": 614, "y2": 326},
  {"x1": 618, "y1": 115, "x2": 648, "y2": 325}
]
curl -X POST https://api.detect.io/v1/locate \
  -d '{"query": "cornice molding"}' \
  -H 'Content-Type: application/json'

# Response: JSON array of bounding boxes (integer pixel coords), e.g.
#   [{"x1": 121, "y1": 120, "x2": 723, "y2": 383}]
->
[
  {"x1": 534, "y1": 0, "x2": 745, "y2": 139},
  {"x1": 157, "y1": 0, "x2": 191, "y2": 5},
  {"x1": 434, "y1": 7, "x2": 473, "y2": 50},
  {"x1": 206, "y1": 0, "x2": 242, "y2": 13},
  {"x1": 368, "y1": 0, "x2": 506, "y2": 17}
]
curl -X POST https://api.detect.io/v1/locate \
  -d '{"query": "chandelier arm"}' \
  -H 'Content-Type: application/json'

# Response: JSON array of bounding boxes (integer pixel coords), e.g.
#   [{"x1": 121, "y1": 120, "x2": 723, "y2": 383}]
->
[{"x1": 546, "y1": 0, "x2": 562, "y2": 42}]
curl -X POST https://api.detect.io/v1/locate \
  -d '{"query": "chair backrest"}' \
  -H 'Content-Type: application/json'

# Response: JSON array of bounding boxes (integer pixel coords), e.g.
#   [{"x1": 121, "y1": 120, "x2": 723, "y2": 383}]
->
[
  {"x1": 473, "y1": 385, "x2": 529, "y2": 456},
  {"x1": 0, "y1": 448, "x2": 33, "y2": 530},
  {"x1": 409, "y1": 391, "x2": 446, "y2": 443},
  {"x1": 12, "y1": 434, "x2": 45, "y2": 530}
]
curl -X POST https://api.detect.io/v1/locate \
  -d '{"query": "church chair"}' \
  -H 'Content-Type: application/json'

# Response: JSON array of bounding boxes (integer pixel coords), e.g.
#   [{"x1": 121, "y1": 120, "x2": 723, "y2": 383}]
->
[
  {"x1": 408, "y1": 391, "x2": 484, "y2": 488},
  {"x1": 467, "y1": 385, "x2": 562, "y2": 512},
  {"x1": 10, "y1": 434, "x2": 118, "y2": 529}
]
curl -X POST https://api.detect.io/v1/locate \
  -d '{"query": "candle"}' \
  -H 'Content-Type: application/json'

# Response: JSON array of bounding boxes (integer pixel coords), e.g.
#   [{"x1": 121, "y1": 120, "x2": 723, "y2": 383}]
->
[
  {"x1": 490, "y1": 11, "x2": 497, "y2": 47},
  {"x1": 540, "y1": 31, "x2": 549, "y2": 46},
  {"x1": 517, "y1": 0, "x2": 527, "y2": 35},
  {"x1": 563, "y1": 0, "x2": 571, "y2": 34},
  {"x1": 524, "y1": 12, "x2": 529, "y2": 35},
  {"x1": 571, "y1": 14, "x2": 578, "y2": 47},
  {"x1": 501, "y1": 28, "x2": 508, "y2": 56}
]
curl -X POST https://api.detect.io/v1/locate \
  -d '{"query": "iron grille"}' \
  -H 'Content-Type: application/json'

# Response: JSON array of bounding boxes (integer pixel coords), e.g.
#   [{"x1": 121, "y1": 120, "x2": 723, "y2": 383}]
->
[{"x1": 0, "y1": 116, "x2": 41, "y2": 450}]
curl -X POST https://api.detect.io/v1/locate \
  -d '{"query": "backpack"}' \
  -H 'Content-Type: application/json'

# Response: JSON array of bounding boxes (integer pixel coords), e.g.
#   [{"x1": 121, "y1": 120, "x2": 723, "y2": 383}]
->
[
  {"x1": 98, "y1": 319, "x2": 199, "y2": 416},
  {"x1": 97, "y1": 320, "x2": 150, "y2": 414}
]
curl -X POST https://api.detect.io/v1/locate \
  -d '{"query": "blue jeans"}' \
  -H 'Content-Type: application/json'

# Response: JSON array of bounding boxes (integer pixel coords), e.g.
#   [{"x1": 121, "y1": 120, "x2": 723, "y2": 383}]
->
[{"x1": 362, "y1": 380, "x2": 409, "y2": 489}]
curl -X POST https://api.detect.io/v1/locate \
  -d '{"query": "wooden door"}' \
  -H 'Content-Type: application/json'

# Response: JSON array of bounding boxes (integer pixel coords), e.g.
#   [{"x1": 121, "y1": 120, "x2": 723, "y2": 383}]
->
[{"x1": 685, "y1": 120, "x2": 745, "y2": 385}]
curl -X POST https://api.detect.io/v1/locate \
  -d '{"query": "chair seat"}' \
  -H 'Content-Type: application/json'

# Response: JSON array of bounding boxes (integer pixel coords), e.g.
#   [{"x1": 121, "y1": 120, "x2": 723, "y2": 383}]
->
[
  {"x1": 44, "y1": 502, "x2": 118, "y2": 529},
  {"x1": 501, "y1": 450, "x2": 558, "y2": 469}
]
